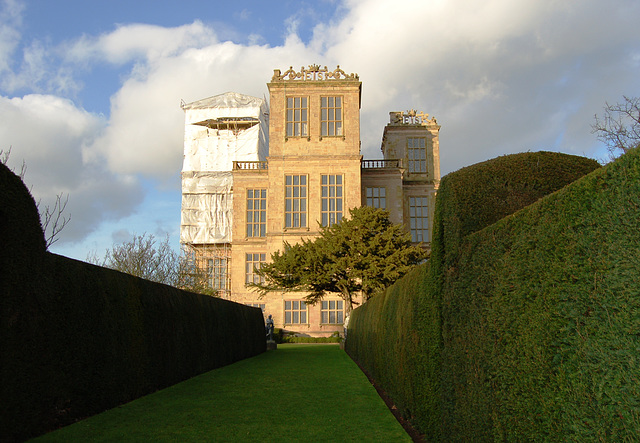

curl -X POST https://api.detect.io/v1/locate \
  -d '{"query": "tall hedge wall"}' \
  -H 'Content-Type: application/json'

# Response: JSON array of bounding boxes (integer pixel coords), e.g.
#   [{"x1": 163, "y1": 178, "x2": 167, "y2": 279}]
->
[
  {"x1": 346, "y1": 151, "x2": 614, "y2": 440},
  {"x1": 346, "y1": 263, "x2": 441, "y2": 436},
  {"x1": 0, "y1": 163, "x2": 266, "y2": 442},
  {"x1": 440, "y1": 148, "x2": 640, "y2": 440}
]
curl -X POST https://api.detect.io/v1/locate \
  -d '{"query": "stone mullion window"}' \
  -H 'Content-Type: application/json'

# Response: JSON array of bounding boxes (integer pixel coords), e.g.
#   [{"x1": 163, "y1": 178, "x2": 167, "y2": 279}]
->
[
  {"x1": 284, "y1": 300, "x2": 307, "y2": 324},
  {"x1": 321, "y1": 96, "x2": 343, "y2": 136},
  {"x1": 408, "y1": 138, "x2": 427, "y2": 173},
  {"x1": 321, "y1": 300, "x2": 344, "y2": 324},
  {"x1": 208, "y1": 258, "x2": 230, "y2": 291},
  {"x1": 246, "y1": 189, "x2": 267, "y2": 237},
  {"x1": 366, "y1": 187, "x2": 386, "y2": 209},
  {"x1": 285, "y1": 175, "x2": 307, "y2": 228},
  {"x1": 409, "y1": 196, "x2": 429, "y2": 243},
  {"x1": 286, "y1": 97, "x2": 308, "y2": 137},
  {"x1": 245, "y1": 253, "x2": 266, "y2": 285},
  {"x1": 321, "y1": 174, "x2": 343, "y2": 227}
]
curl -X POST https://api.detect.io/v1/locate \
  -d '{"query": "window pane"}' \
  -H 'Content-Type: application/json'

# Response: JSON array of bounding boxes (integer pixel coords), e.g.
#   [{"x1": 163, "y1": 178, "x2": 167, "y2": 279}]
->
[
  {"x1": 247, "y1": 188, "x2": 266, "y2": 238},
  {"x1": 321, "y1": 174, "x2": 343, "y2": 227},
  {"x1": 320, "y1": 96, "x2": 343, "y2": 137},
  {"x1": 286, "y1": 97, "x2": 308, "y2": 137},
  {"x1": 408, "y1": 138, "x2": 427, "y2": 173}
]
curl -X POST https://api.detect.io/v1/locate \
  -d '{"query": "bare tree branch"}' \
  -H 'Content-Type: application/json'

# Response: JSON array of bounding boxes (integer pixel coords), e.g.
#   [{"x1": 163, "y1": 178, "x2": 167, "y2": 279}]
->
[
  {"x1": 1, "y1": 147, "x2": 27, "y2": 179},
  {"x1": 40, "y1": 193, "x2": 71, "y2": 248},
  {"x1": 592, "y1": 96, "x2": 640, "y2": 159},
  {"x1": 3, "y1": 147, "x2": 70, "y2": 248}
]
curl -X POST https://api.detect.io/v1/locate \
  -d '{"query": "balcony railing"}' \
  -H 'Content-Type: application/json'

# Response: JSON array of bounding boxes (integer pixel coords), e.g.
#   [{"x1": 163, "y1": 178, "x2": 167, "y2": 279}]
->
[
  {"x1": 233, "y1": 161, "x2": 268, "y2": 170},
  {"x1": 361, "y1": 159, "x2": 401, "y2": 169}
]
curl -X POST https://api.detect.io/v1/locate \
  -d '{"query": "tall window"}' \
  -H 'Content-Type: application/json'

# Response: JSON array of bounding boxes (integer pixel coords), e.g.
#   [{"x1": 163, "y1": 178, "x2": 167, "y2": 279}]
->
[
  {"x1": 321, "y1": 174, "x2": 343, "y2": 227},
  {"x1": 246, "y1": 189, "x2": 266, "y2": 237},
  {"x1": 408, "y1": 138, "x2": 427, "y2": 173},
  {"x1": 321, "y1": 96, "x2": 343, "y2": 136},
  {"x1": 285, "y1": 175, "x2": 307, "y2": 228},
  {"x1": 284, "y1": 300, "x2": 307, "y2": 324},
  {"x1": 286, "y1": 97, "x2": 308, "y2": 137},
  {"x1": 208, "y1": 258, "x2": 229, "y2": 291},
  {"x1": 321, "y1": 300, "x2": 344, "y2": 324},
  {"x1": 409, "y1": 196, "x2": 429, "y2": 243},
  {"x1": 366, "y1": 187, "x2": 386, "y2": 209},
  {"x1": 245, "y1": 253, "x2": 266, "y2": 284}
]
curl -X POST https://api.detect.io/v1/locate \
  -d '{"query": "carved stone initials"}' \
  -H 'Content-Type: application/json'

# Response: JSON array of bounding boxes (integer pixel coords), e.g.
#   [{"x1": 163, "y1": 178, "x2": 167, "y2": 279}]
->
[{"x1": 271, "y1": 65, "x2": 359, "y2": 82}]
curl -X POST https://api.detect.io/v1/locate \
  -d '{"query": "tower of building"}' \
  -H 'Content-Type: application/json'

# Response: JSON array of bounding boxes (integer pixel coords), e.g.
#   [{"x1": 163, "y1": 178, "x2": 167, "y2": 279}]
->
[{"x1": 231, "y1": 65, "x2": 362, "y2": 335}]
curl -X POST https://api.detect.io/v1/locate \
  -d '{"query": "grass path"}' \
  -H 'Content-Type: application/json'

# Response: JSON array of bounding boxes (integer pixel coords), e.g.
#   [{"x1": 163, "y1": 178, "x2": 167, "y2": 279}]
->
[{"x1": 33, "y1": 344, "x2": 411, "y2": 442}]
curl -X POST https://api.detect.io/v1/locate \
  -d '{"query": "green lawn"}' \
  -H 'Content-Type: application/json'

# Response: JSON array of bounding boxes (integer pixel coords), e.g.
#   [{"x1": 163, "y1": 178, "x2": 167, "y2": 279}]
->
[{"x1": 32, "y1": 344, "x2": 411, "y2": 442}]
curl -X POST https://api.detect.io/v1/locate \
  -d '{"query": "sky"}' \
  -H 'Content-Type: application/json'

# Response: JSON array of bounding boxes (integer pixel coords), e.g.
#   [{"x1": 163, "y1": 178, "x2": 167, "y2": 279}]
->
[{"x1": 1, "y1": 0, "x2": 639, "y2": 261}]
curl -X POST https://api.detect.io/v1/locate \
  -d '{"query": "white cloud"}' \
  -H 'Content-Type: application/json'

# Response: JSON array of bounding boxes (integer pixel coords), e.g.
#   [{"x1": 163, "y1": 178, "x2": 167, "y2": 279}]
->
[
  {"x1": 86, "y1": 38, "x2": 317, "y2": 180},
  {"x1": 2, "y1": 0, "x2": 639, "y2": 255},
  {"x1": 314, "y1": 0, "x2": 640, "y2": 170},
  {"x1": 0, "y1": 94, "x2": 144, "y2": 243},
  {"x1": 0, "y1": 0, "x2": 23, "y2": 75},
  {"x1": 65, "y1": 21, "x2": 218, "y2": 66}
]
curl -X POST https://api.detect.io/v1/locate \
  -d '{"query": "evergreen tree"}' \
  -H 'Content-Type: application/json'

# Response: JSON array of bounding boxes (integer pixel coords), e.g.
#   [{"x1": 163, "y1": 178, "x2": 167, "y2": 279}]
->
[{"x1": 252, "y1": 206, "x2": 427, "y2": 311}]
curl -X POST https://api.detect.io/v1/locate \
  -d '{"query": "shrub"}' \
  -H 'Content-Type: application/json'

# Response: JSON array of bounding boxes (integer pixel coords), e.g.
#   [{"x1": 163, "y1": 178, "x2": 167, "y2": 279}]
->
[{"x1": 346, "y1": 151, "x2": 605, "y2": 440}]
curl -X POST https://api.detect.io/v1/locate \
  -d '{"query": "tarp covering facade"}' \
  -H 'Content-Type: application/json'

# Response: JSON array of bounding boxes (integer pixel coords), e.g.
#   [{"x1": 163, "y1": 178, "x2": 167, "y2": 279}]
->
[{"x1": 180, "y1": 92, "x2": 268, "y2": 244}]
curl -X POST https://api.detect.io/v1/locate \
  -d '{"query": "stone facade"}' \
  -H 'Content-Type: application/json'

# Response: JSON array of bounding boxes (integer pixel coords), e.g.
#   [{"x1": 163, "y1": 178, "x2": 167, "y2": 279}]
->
[{"x1": 181, "y1": 65, "x2": 440, "y2": 337}]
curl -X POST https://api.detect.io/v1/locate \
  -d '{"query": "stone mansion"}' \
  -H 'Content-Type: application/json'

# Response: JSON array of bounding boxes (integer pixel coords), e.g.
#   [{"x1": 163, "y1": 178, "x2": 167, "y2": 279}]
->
[{"x1": 180, "y1": 65, "x2": 440, "y2": 337}]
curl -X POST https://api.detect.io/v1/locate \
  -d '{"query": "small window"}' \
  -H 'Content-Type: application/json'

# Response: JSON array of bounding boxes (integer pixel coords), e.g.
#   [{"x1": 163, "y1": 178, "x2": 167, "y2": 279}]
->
[
  {"x1": 321, "y1": 96, "x2": 343, "y2": 137},
  {"x1": 284, "y1": 300, "x2": 307, "y2": 324},
  {"x1": 321, "y1": 300, "x2": 344, "y2": 324},
  {"x1": 245, "y1": 253, "x2": 267, "y2": 285},
  {"x1": 366, "y1": 187, "x2": 386, "y2": 209},
  {"x1": 286, "y1": 97, "x2": 308, "y2": 137}
]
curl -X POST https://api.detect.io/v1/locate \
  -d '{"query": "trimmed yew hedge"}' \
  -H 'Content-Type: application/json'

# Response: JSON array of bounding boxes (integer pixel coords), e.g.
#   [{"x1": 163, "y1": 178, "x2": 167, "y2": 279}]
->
[
  {"x1": 346, "y1": 263, "x2": 440, "y2": 436},
  {"x1": 346, "y1": 150, "x2": 631, "y2": 440},
  {"x1": 0, "y1": 163, "x2": 266, "y2": 442},
  {"x1": 440, "y1": 149, "x2": 640, "y2": 440}
]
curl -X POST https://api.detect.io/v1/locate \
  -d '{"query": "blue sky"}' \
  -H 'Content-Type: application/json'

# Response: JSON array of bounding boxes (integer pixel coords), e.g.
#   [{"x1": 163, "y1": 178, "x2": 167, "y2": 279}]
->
[{"x1": 1, "y1": 0, "x2": 639, "y2": 261}]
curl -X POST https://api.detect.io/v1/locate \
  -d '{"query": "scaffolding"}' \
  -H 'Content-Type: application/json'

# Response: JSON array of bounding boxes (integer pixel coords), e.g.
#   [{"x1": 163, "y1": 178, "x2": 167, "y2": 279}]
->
[
  {"x1": 180, "y1": 92, "x2": 269, "y2": 295},
  {"x1": 181, "y1": 243, "x2": 232, "y2": 299}
]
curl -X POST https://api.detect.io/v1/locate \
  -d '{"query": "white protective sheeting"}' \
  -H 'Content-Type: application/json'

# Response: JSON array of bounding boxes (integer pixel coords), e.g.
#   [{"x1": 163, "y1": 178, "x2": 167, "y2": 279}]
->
[
  {"x1": 180, "y1": 193, "x2": 232, "y2": 244},
  {"x1": 181, "y1": 92, "x2": 268, "y2": 172},
  {"x1": 182, "y1": 171, "x2": 233, "y2": 194},
  {"x1": 181, "y1": 172, "x2": 233, "y2": 243},
  {"x1": 180, "y1": 92, "x2": 269, "y2": 245},
  {"x1": 182, "y1": 124, "x2": 264, "y2": 172}
]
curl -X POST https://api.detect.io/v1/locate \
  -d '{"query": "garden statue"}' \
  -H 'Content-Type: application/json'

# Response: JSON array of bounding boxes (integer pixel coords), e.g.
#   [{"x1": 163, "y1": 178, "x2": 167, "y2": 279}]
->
[{"x1": 265, "y1": 315, "x2": 274, "y2": 341}]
